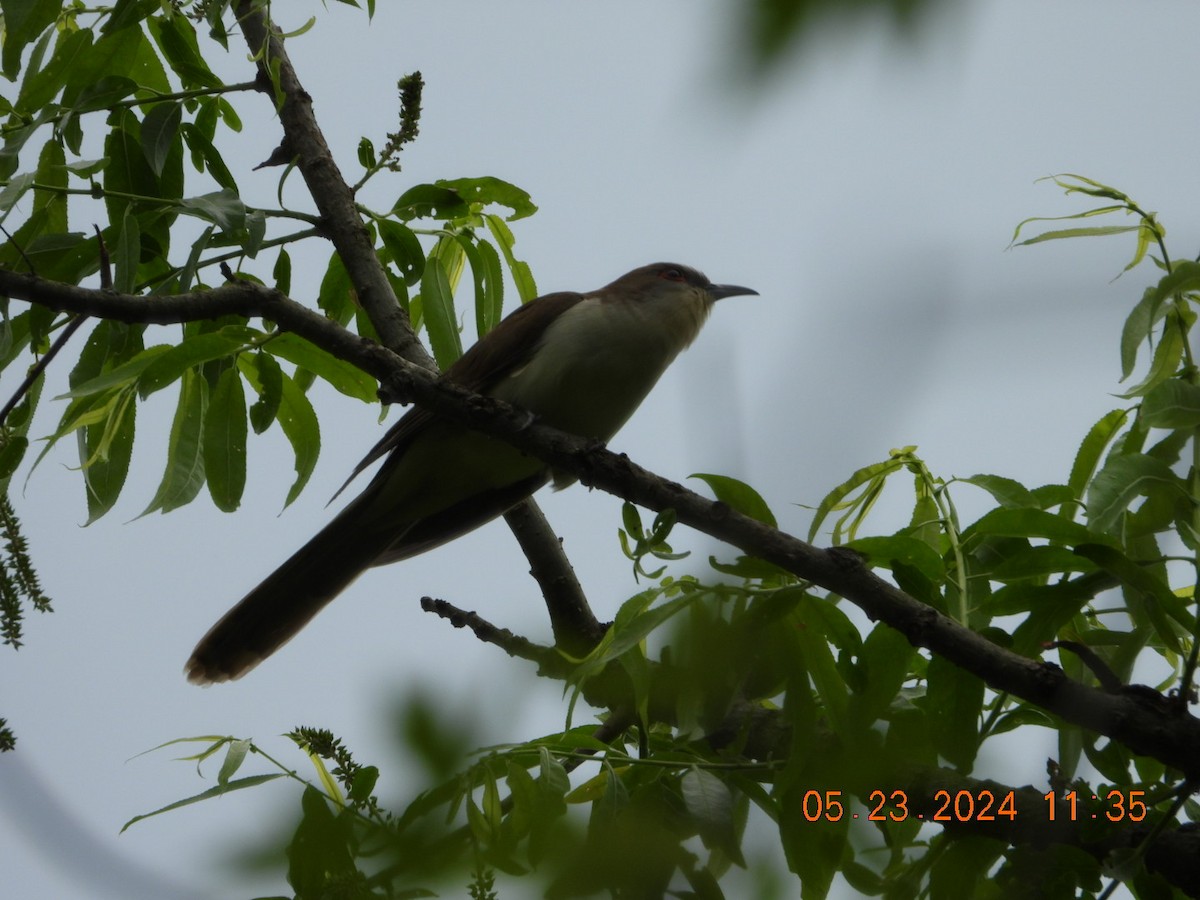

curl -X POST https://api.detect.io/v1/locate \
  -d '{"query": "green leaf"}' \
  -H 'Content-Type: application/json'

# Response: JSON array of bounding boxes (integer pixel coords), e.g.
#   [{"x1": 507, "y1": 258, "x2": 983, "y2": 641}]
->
[
  {"x1": 925, "y1": 654, "x2": 983, "y2": 771},
  {"x1": 988, "y1": 545, "x2": 1097, "y2": 581},
  {"x1": 436, "y1": 176, "x2": 537, "y2": 221},
  {"x1": 808, "y1": 453, "x2": 907, "y2": 543},
  {"x1": 419, "y1": 253, "x2": 462, "y2": 369},
  {"x1": 966, "y1": 507, "x2": 1109, "y2": 546},
  {"x1": 140, "y1": 102, "x2": 182, "y2": 178},
  {"x1": 0, "y1": 172, "x2": 37, "y2": 216},
  {"x1": 846, "y1": 535, "x2": 945, "y2": 584},
  {"x1": 273, "y1": 248, "x2": 292, "y2": 297},
  {"x1": 391, "y1": 183, "x2": 470, "y2": 222},
  {"x1": 212, "y1": 738, "x2": 250, "y2": 786},
  {"x1": 1012, "y1": 224, "x2": 1140, "y2": 246},
  {"x1": 141, "y1": 368, "x2": 208, "y2": 515},
  {"x1": 16, "y1": 27, "x2": 93, "y2": 114},
  {"x1": 113, "y1": 208, "x2": 140, "y2": 295},
  {"x1": 1140, "y1": 378, "x2": 1200, "y2": 428},
  {"x1": 1072, "y1": 544, "x2": 1187, "y2": 653},
  {"x1": 1068, "y1": 409, "x2": 1129, "y2": 502},
  {"x1": 0, "y1": 436, "x2": 29, "y2": 480},
  {"x1": 681, "y1": 767, "x2": 740, "y2": 862},
  {"x1": 103, "y1": 0, "x2": 159, "y2": 34},
  {"x1": 1117, "y1": 319, "x2": 1183, "y2": 399},
  {"x1": 264, "y1": 333, "x2": 377, "y2": 403},
  {"x1": 690, "y1": 472, "x2": 777, "y2": 527},
  {"x1": 851, "y1": 623, "x2": 915, "y2": 726},
  {"x1": 357, "y1": 136, "x2": 376, "y2": 169},
  {"x1": 203, "y1": 366, "x2": 247, "y2": 512},
  {"x1": 277, "y1": 373, "x2": 320, "y2": 507},
  {"x1": 475, "y1": 237, "x2": 505, "y2": 337},
  {"x1": 147, "y1": 11, "x2": 222, "y2": 89},
  {"x1": 242, "y1": 351, "x2": 283, "y2": 434},
  {"x1": 930, "y1": 837, "x2": 1003, "y2": 899},
  {"x1": 572, "y1": 590, "x2": 696, "y2": 683},
  {"x1": 137, "y1": 331, "x2": 245, "y2": 398},
  {"x1": 2, "y1": 0, "x2": 60, "y2": 80},
  {"x1": 120, "y1": 773, "x2": 284, "y2": 833},
  {"x1": 484, "y1": 214, "x2": 537, "y2": 302},
  {"x1": 57, "y1": 345, "x2": 171, "y2": 400},
  {"x1": 81, "y1": 387, "x2": 136, "y2": 523},
  {"x1": 177, "y1": 188, "x2": 245, "y2": 233},
  {"x1": 1086, "y1": 452, "x2": 1183, "y2": 533},
  {"x1": 179, "y1": 123, "x2": 238, "y2": 191},
  {"x1": 317, "y1": 252, "x2": 354, "y2": 325},
  {"x1": 1120, "y1": 286, "x2": 1168, "y2": 382},
  {"x1": 957, "y1": 473, "x2": 1036, "y2": 508},
  {"x1": 794, "y1": 594, "x2": 851, "y2": 734},
  {"x1": 377, "y1": 218, "x2": 424, "y2": 285}
]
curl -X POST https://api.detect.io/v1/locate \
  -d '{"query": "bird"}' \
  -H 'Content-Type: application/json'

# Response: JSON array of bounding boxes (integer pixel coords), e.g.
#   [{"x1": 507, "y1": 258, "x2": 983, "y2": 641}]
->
[{"x1": 185, "y1": 262, "x2": 757, "y2": 683}]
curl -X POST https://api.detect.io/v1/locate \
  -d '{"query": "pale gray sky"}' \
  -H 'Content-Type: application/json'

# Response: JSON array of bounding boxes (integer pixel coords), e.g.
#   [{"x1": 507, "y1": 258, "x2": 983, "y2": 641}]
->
[{"x1": 1, "y1": 1, "x2": 1195, "y2": 896}]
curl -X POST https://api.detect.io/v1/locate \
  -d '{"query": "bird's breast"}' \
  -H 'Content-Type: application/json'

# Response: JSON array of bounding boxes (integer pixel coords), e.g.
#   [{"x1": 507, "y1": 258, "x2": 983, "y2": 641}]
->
[{"x1": 491, "y1": 293, "x2": 711, "y2": 440}]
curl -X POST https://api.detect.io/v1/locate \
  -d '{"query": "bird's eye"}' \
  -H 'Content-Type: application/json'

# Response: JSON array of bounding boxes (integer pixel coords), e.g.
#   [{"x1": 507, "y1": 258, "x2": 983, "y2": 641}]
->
[{"x1": 660, "y1": 267, "x2": 685, "y2": 282}]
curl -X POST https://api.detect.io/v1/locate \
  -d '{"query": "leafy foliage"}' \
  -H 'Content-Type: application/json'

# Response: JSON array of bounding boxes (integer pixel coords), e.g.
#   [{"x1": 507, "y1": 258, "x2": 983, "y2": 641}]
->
[{"x1": 2, "y1": 3, "x2": 1199, "y2": 898}]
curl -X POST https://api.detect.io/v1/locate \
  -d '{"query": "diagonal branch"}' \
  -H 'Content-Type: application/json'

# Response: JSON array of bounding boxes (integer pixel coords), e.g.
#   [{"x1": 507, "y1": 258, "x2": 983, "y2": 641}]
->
[
  {"x1": 233, "y1": 1, "x2": 420, "y2": 362},
  {"x1": 3, "y1": 269, "x2": 1197, "y2": 779},
  {"x1": 230, "y1": 2, "x2": 597, "y2": 653}
]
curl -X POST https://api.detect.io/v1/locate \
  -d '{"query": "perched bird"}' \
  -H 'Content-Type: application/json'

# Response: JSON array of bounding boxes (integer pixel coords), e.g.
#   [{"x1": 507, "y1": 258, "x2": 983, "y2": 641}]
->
[{"x1": 186, "y1": 262, "x2": 756, "y2": 683}]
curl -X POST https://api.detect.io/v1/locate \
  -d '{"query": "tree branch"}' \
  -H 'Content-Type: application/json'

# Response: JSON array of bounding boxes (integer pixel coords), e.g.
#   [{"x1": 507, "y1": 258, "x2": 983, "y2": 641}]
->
[
  {"x1": 230, "y1": 4, "x2": 597, "y2": 659},
  {"x1": 2, "y1": 270, "x2": 1197, "y2": 779},
  {"x1": 502, "y1": 500, "x2": 604, "y2": 655},
  {"x1": 232, "y1": 2, "x2": 421, "y2": 363}
]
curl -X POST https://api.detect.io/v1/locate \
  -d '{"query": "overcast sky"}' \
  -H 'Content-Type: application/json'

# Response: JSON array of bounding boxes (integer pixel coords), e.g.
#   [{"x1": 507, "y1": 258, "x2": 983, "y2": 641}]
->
[{"x1": 2, "y1": 1, "x2": 1198, "y2": 897}]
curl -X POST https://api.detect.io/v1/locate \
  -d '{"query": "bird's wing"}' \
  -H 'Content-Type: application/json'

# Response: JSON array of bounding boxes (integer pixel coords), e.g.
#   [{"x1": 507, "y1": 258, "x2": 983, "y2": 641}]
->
[{"x1": 331, "y1": 291, "x2": 585, "y2": 500}]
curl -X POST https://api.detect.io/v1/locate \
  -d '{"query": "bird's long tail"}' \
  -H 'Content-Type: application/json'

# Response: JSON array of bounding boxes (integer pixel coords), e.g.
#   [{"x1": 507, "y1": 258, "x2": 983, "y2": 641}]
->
[{"x1": 185, "y1": 496, "x2": 397, "y2": 684}]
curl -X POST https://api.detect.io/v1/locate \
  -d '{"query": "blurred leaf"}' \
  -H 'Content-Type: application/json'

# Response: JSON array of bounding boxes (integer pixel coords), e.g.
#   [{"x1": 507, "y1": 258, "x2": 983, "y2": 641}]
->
[
  {"x1": 851, "y1": 623, "x2": 915, "y2": 726},
  {"x1": 925, "y1": 654, "x2": 982, "y2": 771},
  {"x1": 682, "y1": 768, "x2": 743, "y2": 865},
  {"x1": 846, "y1": 534, "x2": 945, "y2": 584},
  {"x1": 121, "y1": 773, "x2": 284, "y2": 833}
]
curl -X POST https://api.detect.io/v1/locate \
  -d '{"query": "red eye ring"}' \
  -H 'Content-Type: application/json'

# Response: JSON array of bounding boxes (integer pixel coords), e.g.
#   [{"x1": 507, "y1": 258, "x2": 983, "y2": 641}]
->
[{"x1": 660, "y1": 267, "x2": 685, "y2": 282}]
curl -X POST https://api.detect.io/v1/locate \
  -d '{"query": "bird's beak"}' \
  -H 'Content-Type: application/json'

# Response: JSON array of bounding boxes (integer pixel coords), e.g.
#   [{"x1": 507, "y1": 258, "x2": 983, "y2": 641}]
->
[{"x1": 708, "y1": 283, "x2": 759, "y2": 301}]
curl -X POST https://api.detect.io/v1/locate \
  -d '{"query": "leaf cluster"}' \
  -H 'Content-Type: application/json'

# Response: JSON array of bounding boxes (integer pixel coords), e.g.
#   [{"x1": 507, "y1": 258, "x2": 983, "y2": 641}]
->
[{"x1": 3, "y1": 5, "x2": 1200, "y2": 899}]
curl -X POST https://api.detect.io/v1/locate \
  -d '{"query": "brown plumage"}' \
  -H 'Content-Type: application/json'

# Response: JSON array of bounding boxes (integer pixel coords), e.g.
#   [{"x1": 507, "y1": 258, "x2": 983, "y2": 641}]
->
[{"x1": 185, "y1": 263, "x2": 755, "y2": 683}]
